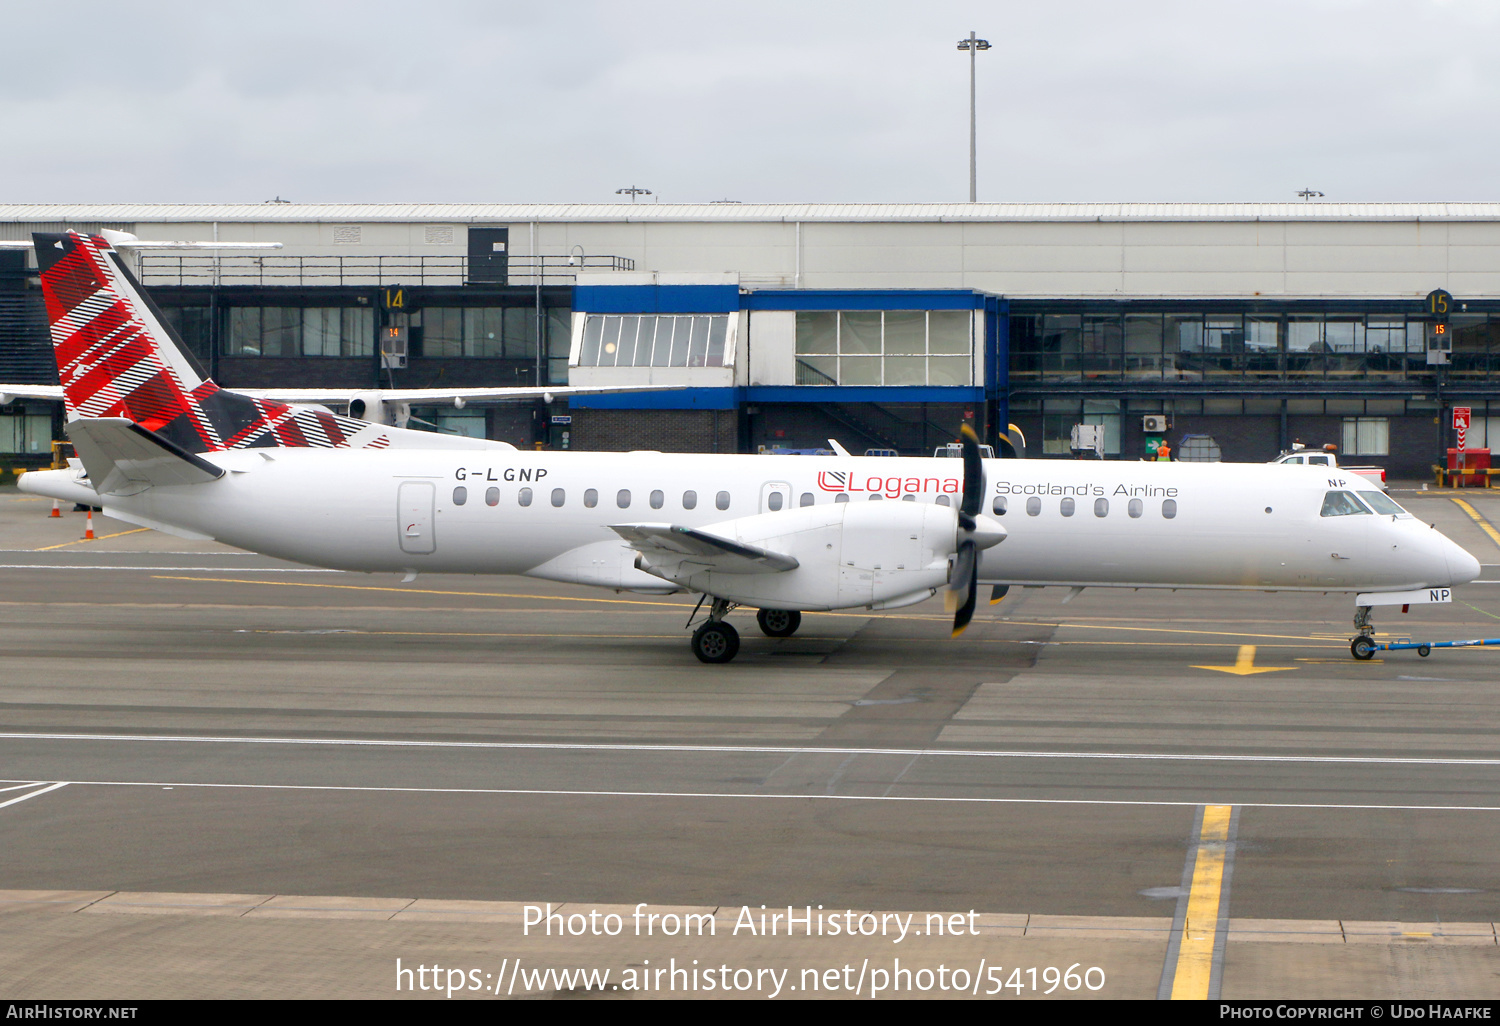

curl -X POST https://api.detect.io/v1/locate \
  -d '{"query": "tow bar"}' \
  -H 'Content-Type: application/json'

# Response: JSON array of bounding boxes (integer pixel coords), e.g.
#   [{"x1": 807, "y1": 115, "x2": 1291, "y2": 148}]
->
[{"x1": 1353, "y1": 635, "x2": 1500, "y2": 660}]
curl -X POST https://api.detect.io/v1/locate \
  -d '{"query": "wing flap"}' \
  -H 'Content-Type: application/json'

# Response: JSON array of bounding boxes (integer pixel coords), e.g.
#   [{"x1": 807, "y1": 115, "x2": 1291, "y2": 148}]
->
[
  {"x1": 610, "y1": 523, "x2": 799, "y2": 575},
  {"x1": 67, "y1": 417, "x2": 225, "y2": 495}
]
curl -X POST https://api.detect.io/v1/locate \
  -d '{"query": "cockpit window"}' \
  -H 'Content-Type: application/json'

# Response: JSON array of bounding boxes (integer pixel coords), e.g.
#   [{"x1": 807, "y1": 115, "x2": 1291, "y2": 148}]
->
[
  {"x1": 1320, "y1": 490, "x2": 1372, "y2": 517},
  {"x1": 1359, "y1": 491, "x2": 1411, "y2": 517}
]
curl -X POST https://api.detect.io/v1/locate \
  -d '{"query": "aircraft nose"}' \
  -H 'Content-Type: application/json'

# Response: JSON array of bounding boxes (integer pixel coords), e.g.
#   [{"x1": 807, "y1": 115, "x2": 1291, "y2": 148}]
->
[{"x1": 1447, "y1": 539, "x2": 1482, "y2": 586}]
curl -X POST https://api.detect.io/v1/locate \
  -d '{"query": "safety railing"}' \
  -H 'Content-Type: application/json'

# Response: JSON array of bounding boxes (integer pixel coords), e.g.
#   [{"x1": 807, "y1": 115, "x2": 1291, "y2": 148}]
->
[{"x1": 137, "y1": 253, "x2": 634, "y2": 287}]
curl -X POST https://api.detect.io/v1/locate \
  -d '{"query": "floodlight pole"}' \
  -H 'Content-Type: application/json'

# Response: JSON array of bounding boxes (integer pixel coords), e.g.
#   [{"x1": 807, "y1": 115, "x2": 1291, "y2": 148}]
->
[{"x1": 957, "y1": 32, "x2": 991, "y2": 203}]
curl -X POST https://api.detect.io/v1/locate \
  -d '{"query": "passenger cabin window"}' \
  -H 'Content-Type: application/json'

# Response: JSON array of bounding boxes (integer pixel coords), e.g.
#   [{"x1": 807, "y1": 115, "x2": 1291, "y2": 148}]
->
[
  {"x1": 518, "y1": 487, "x2": 532, "y2": 507},
  {"x1": 485, "y1": 487, "x2": 499, "y2": 506},
  {"x1": 1094, "y1": 498, "x2": 1108, "y2": 518},
  {"x1": 800, "y1": 492, "x2": 814, "y2": 507},
  {"x1": 650, "y1": 489, "x2": 664, "y2": 510},
  {"x1": 869, "y1": 493, "x2": 882, "y2": 501},
  {"x1": 1127, "y1": 498, "x2": 1143, "y2": 518},
  {"x1": 453, "y1": 486, "x2": 467, "y2": 506},
  {"x1": 1060, "y1": 497, "x2": 1075, "y2": 517},
  {"x1": 716, "y1": 490, "x2": 730, "y2": 510},
  {"x1": 992, "y1": 496, "x2": 1006, "y2": 515},
  {"x1": 1162, "y1": 498, "x2": 1177, "y2": 519},
  {"x1": 1026, "y1": 497, "x2": 1041, "y2": 516},
  {"x1": 1320, "y1": 490, "x2": 1371, "y2": 517},
  {"x1": 935, "y1": 495, "x2": 951, "y2": 507},
  {"x1": 682, "y1": 490, "x2": 697, "y2": 509},
  {"x1": 902, "y1": 494, "x2": 915, "y2": 502},
  {"x1": 767, "y1": 492, "x2": 783, "y2": 511},
  {"x1": 617, "y1": 489, "x2": 631, "y2": 509},
  {"x1": 835, "y1": 493, "x2": 850, "y2": 503},
  {"x1": 584, "y1": 488, "x2": 598, "y2": 508},
  {"x1": 551, "y1": 488, "x2": 565, "y2": 507}
]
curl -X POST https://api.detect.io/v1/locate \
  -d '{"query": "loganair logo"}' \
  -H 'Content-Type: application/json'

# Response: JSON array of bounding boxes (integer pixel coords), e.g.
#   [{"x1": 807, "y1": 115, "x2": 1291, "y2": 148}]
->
[{"x1": 816, "y1": 468, "x2": 961, "y2": 497}]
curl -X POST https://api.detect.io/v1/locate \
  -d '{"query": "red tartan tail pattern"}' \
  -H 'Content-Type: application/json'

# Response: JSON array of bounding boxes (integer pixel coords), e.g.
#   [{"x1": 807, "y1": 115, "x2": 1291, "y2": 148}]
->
[{"x1": 36, "y1": 231, "x2": 389, "y2": 453}]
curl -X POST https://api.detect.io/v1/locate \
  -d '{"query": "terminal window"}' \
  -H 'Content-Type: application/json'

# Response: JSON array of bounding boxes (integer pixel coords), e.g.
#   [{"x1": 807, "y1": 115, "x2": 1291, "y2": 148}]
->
[
  {"x1": 223, "y1": 306, "x2": 374, "y2": 358},
  {"x1": 1341, "y1": 417, "x2": 1389, "y2": 456},
  {"x1": 0, "y1": 412, "x2": 52, "y2": 454},
  {"x1": 793, "y1": 310, "x2": 972, "y2": 386},
  {"x1": 575, "y1": 314, "x2": 730, "y2": 368}
]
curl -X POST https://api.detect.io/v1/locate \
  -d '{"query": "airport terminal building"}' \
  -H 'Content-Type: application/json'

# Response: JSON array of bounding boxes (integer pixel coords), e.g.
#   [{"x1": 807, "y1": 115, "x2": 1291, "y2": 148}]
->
[{"x1": 5, "y1": 201, "x2": 1500, "y2": 477}]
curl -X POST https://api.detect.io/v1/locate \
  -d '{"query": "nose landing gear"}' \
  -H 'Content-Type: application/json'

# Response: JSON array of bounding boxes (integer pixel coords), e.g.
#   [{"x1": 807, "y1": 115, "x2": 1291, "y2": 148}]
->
[{"x1": 1351, "y1": 604, "x2": 1376, "y2": 660}]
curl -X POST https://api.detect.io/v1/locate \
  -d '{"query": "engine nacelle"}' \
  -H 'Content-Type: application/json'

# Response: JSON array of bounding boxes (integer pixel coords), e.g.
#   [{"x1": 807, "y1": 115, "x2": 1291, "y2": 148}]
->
[
  {"x1": 635, "y1": 500, "x2": 1005, "y2": 611},
  {"x1": 347, "y1": 392, "x2": 410, "y2": 429}
]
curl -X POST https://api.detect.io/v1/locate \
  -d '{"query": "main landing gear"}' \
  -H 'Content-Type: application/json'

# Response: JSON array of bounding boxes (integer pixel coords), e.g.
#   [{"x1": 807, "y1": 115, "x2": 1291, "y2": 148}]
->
[
  {"x1": 1351, "y1": 604, "x2": 1376, "y2": 661},
  {"x1": 688, "y1": 601, "x2": 806, "y2": 662},
  {"x1": 691, "y1": 597, "x2": 740, "y2": 664},
  {"x1": 756, "y1": 608, "x2": 802, "y2": 638}
]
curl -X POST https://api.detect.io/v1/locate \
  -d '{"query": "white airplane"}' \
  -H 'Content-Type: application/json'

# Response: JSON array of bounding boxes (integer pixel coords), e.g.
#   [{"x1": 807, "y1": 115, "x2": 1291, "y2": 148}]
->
[
  {"x1": 0, "y1": 230, "x2": 663, "y2": 436},
  {"x1": 14, "y1": 232, "x2": 1483, "y2": 663}
]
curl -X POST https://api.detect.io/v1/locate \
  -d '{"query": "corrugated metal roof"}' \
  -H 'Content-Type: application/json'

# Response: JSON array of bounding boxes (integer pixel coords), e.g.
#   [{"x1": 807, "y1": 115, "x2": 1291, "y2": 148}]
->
[{"x1": 2, "y1": 202, "x2": 1500, "y2": 223}]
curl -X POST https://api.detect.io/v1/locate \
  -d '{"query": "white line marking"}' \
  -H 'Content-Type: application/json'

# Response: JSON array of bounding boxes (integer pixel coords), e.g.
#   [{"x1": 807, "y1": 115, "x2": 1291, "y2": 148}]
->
[
  {"x1": 0, "y1": 782, "x2": 68, "y2": 810},
  {"x1": 5, "y1": 731, "x2": 1500, "y2": 769},
  {"x1": 0, "y1": 550, "x2": 260, "y2": 555},
  {"x1": 0, "y1": 565, "x2": 341, "y2": 573},
  {"x1": 3, "y1": 778, "x2": 1499, "y2": 813},
  {"x1": 0, "y1": 781, "x2": 45, "y2": 794}
]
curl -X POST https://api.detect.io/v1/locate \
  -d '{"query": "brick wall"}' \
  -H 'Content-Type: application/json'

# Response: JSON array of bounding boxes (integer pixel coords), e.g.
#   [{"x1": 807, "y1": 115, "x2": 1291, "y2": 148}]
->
[{"x1": 569, "y1": 409, "x2": 737, "y2": 453}]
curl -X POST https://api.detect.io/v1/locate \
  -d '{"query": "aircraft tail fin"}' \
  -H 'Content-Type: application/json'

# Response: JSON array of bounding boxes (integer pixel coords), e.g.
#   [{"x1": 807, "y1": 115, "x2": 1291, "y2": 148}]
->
[{"x1": 34, "y1": 231, "x2": 392, "y2": 454}]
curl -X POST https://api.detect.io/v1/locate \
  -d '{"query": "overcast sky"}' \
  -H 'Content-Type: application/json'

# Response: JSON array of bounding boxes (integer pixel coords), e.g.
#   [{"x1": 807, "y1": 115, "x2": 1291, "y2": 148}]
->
[{"x1": 2, "y1": 0, "x2": 1496, "y2": 204}]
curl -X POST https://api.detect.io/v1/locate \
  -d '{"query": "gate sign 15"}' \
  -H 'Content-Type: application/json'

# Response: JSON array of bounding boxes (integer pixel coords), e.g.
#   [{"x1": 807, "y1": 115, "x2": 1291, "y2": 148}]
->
[{"x1": 1427, "y1": 289, "x2": 1453, "y2": 320}]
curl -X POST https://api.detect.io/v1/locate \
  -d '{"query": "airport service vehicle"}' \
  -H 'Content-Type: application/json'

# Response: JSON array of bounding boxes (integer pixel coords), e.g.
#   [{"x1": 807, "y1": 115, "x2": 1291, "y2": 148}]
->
[
  {"x1": 1271, "y1": 449, "x2": 1387, "y2": 490},
  {"x1": 14, "y1": 232, "x2": 1481, "y2": 663},
  {"x1": 935, "y1": 442, "x2": 996, "y2": 458}
]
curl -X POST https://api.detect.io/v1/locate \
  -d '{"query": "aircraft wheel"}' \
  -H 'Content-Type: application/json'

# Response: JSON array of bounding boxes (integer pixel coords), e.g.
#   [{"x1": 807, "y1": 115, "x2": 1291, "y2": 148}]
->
[
  {"x1": 692, "y1": 621, "x2": 740, "y2": 664},
  {"x1": 756, "y1": 608, "x2": 802, "y2": 638},
  {"x1": 1351, "y1": 636, "x2": 1376, "y2": 661},
  {"x1": 1417, "y1": 644, "x2": 1432, "y2": 658}
]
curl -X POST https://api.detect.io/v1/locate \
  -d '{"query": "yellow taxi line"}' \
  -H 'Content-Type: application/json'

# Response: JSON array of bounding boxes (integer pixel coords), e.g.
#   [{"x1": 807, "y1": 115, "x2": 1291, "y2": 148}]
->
[
  {"x1": 1450, "y1": 497, "x2": 1500, "y2": 552},
  {"x1": 34, "y1": 528, "x2": 150, "y2": 552},
  {"x1": 1170, "y1": 804, "x2": 1234, "y2": 1000}
]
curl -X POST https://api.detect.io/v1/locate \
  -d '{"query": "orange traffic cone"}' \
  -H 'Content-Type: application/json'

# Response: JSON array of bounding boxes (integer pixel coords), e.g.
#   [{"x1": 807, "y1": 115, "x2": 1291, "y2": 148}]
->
[
  {"x1": 84, "y1": 508, "x2": 95, "y2": 540},
  {"x1": 49, "y1": 499, "x2": 61, "y2": 518}
]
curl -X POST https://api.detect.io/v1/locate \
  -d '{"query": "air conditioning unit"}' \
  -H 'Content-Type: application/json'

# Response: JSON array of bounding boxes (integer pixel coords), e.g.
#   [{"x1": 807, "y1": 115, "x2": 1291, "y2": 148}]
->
[
  {"x1": 1142, "y1": 415, "x2": 1168, "y2": 433},
  {"x1": 380, "y1": 326, "x2": 408, "y2": 370}
]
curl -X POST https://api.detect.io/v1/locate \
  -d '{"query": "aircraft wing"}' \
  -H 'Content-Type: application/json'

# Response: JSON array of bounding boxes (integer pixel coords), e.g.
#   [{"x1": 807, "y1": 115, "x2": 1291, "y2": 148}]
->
[
  {"x1": 232, "y1": 385, "x2": 671, "y2": 405},
  {"x1": 610, "y1": 524, "x2": 800, "y2": 575},
  {"x1": 0, "y1": 384, "x2": 64, "y2": 403}
]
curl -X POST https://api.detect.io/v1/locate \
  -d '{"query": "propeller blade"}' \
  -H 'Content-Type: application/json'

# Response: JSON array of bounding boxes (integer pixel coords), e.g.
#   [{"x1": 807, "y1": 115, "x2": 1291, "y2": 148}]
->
[
  {"x1": 959, "y1": 423, "x2": 984, "y2": 517},
  {"x1": 950, "y1": 539, "x2": 976, "y2": 589},
  {"x1": 952, "y1": 542, "x2": 979, "y2": 637},
  {"x1": 989, "y1": 584, "x2": 1009, "y2": 605},
  {"x1": 950, "y1": 539, "x2": 978, "y2": 637}
]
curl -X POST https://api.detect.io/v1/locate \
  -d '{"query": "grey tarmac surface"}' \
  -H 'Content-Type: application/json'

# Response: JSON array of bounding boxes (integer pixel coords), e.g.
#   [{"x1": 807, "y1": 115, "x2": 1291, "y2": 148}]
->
[{"x1": 3, "y1": 485, "x2": 1500, "y2": 999}]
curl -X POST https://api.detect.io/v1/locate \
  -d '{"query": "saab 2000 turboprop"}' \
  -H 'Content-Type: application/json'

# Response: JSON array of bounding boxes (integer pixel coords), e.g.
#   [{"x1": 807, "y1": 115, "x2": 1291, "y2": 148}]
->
[{"x1": 15, "y1": 232, "x2": 1482, "y2": 663}]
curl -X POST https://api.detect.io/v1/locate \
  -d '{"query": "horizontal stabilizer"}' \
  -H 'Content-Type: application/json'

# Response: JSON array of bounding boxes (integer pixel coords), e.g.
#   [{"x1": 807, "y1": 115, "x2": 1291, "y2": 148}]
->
[
  {"x1": 67, "y1": 417, "x2": 225, "y2": 496},
  {"x1": 610, "y1": 523, "x2": 799, "y2": 575}
]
